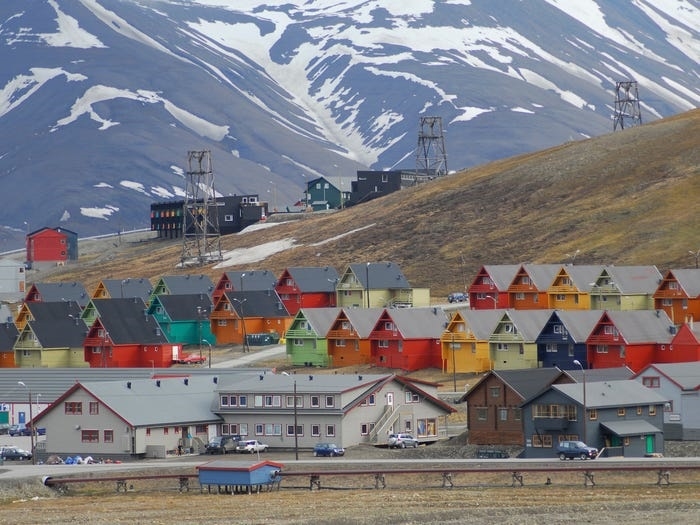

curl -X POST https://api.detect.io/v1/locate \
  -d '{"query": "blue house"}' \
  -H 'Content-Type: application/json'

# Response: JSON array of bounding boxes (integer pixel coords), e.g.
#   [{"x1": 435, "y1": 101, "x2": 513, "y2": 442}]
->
[{"x1": 537, "y1": 310, "x2": 602, "y2": 369}]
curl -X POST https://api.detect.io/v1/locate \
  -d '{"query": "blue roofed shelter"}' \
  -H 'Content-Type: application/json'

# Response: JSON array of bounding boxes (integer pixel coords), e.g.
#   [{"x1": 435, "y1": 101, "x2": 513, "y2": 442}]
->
[{"x1": 197, "y1": 459, "x2": 284, "y2": 494}]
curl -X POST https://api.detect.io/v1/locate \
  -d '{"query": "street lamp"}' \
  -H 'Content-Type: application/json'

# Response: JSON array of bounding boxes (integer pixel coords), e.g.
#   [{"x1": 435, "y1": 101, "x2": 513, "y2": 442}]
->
[
  {"x1": 239, "y1": 273, "x2": 245, "y2": 292},
  {"x1": 282, "y1": 372, "x2": 299, "y2": 460},
  {"x1": 365, "y1": 263, "x2": 371, "y2": 308},
  {"x1": 689, "y1": 249, "x2": 700, "y2": 269},
  {"x1": 196, "y1": 306, "x2": 207, "y2": 360},
  {"x1": 201, "y1": 339, "x2": 212, "y2": 368},
  {"x1": 573, "y1": 359, "x2": 587, "y2": 444},
  {"x1": 450, "y1": 332, "x2": 457, "y2": 392},
  {"x1": 17, "y1": 381, "x2": 35, "y2": 464}
]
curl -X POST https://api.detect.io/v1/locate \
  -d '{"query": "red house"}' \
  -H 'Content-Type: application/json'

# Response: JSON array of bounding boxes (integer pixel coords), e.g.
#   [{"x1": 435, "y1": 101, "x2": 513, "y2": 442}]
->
[
  {"x1": 26, "y1": 227, "x2": 77, "y2": 267},
  {"x1": 275, "y1": 266, "x2": 339, "y2": 315},
  {"x1": 369, "y1": 307, "x2": 446, "y2": 371},
  {"x1": 586, "y1": 310, "x2": 674, "y2": 372},
  {"x1": 662, "y1": 322, "x2": 700, "y2": 363},
  {"x1": 468, "y1": 265, "x2": 520, "y2": 309}
]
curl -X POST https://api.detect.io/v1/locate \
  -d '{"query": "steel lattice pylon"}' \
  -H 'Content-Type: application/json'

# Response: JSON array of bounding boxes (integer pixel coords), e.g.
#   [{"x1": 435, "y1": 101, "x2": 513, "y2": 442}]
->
[
  {"x1": 415, "y1": 116, "x2": 448, "y2": 177},
  {"x1": 180, "y1": 150, "x2": 222, "y2": 267},
  {"x1": 613, "y1": 81, "x2": 642, "y2": 131}
]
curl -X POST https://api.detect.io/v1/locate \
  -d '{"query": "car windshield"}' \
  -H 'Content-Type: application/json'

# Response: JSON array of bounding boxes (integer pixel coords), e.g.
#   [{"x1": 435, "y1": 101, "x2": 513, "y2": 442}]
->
[
  {"x1": 328, "y1": 444, "x2": 338, "y2": 449},
  {"x1": 574, "y1": 441, "x2": 587, "y2": 447}
]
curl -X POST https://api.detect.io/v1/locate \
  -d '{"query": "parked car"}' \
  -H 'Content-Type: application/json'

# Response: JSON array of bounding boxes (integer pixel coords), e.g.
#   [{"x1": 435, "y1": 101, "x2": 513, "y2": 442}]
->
[
  {"x1": 387, "y1": 433, "x2": 419, "y2": 448},
  {"x1": 235, "y1": 439, "x2": 269, "y2": 454},
  {"x1": 1, "y1": 446, "x2": 32, "y2": 461},
  {"x1": 205, "y1": 435, "x2": 240, "y2": 454},
  {"x1": 8, "y1": 424, "x2": 25, "y2": 437},
  {"x1": 447, "y1": 292, "x2": 468, "y2": 303},
  {"x1": 313, "y1": 443, "x2": 345, "y2": 457},
  {"x1": 556, "y1": 440, "x2": 598, "y2": 460},
  {"x1": 0, "y1": 423, "x2": 10, "y2": 435}
]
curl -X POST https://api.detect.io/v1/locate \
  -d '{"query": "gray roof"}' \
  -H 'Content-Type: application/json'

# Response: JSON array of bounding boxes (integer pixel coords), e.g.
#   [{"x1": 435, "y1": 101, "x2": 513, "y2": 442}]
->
[
  {"x1": 283, "y1": 267, "x2": 340, "y2": 292},
  {"x1": 493, "y1": 367, "x2": 568, "y2": 401},
  {"x1": 604, "y1": 310, "x2": 674, "y2": 344},
  {"x1": 23, "y1": 300, "x2": 82, "y2": 322},
  {"x1": 553, "y1": 380, "x2": 668, "y2": 408},
  {"x1": 0, "y1": 368, "x2": 266, "y2": 403},
  {"x1": 92, "y1": 297, "x2": 168, "y2": 344},
  {"x1": 66, "y1": 375, "x2": 226, "y2": 426},
  {"x1": 519, "y1": 264, "x2": 562, "y2": 288},
  {"x1": 27, "y1": 281, "x2": 90, "y2": 307},
  {"x1": 384, "y1": 307, "x2": 448, "y2": 339},
  {"x1": 602, "y1": 265, "x2": 662, "y2": 294},
  {"x1": 98, "y1": 278, "x2": 153, "y2": 301},
  {"x1": 347, "y1": 262, "x2": 411, "y2": 289},
  {"x1": 551, "y1": 310, "x2": 604, "y2": 342},
  {"x1": 155, "y1": 275, "x2": 215, "y2": 296},
  {"x1": 665, "y1": 269, "x2": 700, "y2": 297},
  {"x1": 567, "y1": 366, "x2": 634, "y2": 383},
  {"x1": 224, "y1": 290, "x2": 289, "y2": 317},
  {"x1": 635, "y1": 362, "x2": 700, "y2": 390},
  {"x1": 339, "y1": 308, "x2": 384, "y2": 338},
  {"x1": 558, "y1": 265, "x2": 604, "y2": 290},
  {"x1": 0, "y1": 322, "x2": 19, "y2": 351},
  {"x1": 27, "y1": 317, "x2": 88, "y2": 348},
  {"x1": 297, "y1": 307, "x2": 342, "y2": 336},
  {"x1": 217, "y1": 371, "x2": 390, "y2": 395},
  {"x1": 500, "y1": 309, "x2": 553, "y2": 340},
  {"x1": 481, "y1": 265, "x2": 521, "y2": 289},
  {"x1": 152, "y1": 294, "x2": 213, "y2": 321},
  {"x1": 225, "y1": 270, "x2": 278, "y2": 291},
  {"x1": 600, "y1": 420, "x2": 662, "y2": 436},
  {"x1": 455, "y1": 308, "x2": 504, "y2": 339}
]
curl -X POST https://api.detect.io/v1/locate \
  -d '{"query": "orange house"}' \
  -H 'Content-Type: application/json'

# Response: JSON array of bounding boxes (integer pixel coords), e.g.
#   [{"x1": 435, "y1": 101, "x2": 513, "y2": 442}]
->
[
  {"x1": 210, "y1": 291, "x2": 291, "y2": 345},
  {"x1": 507, "y1": 264, "x2": 561, "y2": 309},
  {"x1": 327, "y1": 308, "x2": 383, "y2": 367},
  {"x1": 653, "y1": 269, "x2": 700, "y2": 325}
]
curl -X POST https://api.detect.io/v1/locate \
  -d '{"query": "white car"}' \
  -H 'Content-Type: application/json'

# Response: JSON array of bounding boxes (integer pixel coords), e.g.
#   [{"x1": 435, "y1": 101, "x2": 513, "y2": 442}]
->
[
  {"x1": 235, "y1": 439, "x2": 269, "y2": 454},
  {"x1": 387, "y1": 433, "x2": 419, "y2": 448}
]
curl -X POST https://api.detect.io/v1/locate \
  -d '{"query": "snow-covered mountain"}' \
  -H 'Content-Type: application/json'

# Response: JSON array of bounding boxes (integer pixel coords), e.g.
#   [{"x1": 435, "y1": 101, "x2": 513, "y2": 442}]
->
[{"x1": 1, "y1": 0, "x2": 698, "y2": 249}]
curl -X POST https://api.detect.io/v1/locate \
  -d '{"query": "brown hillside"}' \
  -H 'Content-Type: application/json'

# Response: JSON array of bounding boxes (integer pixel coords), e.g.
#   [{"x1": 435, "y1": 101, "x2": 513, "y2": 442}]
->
[{"x1": 38, "y1": 109, "x2": 700, "y2": 297}]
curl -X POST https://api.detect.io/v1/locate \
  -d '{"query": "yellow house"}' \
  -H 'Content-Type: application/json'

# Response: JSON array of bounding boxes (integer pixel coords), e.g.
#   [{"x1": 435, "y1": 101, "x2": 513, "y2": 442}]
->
[
  {"x1": 547, "y1": 265, "x2": 603, "y2": 310},
  {"x1": 441, "y1": 309, "x2": 502, "y2": 374}
]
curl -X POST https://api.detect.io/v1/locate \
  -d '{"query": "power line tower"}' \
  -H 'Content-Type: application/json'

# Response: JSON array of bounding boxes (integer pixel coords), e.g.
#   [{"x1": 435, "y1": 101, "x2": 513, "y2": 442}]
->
[
  {"x1": 612, "y1": 81, "x2": 642, "y2": 131},
  {"x1": 180, "y1": 150, "x2": 222, "y2": 267},
  {"x1": 415, "y1": 116, "x2": 448, "y2": 178}
]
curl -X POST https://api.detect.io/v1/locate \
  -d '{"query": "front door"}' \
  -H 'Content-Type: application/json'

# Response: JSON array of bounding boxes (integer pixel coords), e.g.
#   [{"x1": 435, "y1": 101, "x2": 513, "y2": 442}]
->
[
  {"x1": 645, "y1": 434, "x2": 655, "y2": 454},
  {"x1": 387, "y1": 392, "x2": 394, "y2": 407}
]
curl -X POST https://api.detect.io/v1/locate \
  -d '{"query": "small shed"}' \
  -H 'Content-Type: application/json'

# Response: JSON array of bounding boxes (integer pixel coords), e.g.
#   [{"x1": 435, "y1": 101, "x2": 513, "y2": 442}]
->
[{"x1": 197, "y1": 459, "x2": 284, "y2": 494}]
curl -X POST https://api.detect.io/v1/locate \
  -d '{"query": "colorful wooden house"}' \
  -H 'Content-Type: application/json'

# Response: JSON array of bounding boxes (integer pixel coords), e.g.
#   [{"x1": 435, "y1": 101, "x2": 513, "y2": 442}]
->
[
  {"x1": 595, "y1": 265, "x2": 662, "y2": 311},
  {"x1": 586, "y1": 310, "x2": 674, "y2": 372},
  {"x1": 536, "y1": 310, "x2": 602, "y2": 370},
  {"x1": 91, "y1": 277, "x2": 153, "y2": 302},
  {"x1": 83, "y1": 299, "x2": 180, "y2": 368},
  {"x1": 489, "y1": 309, "x2": 552, "y2": 370},
  {"x1": 149, "y1": 274, "x2": 215, "y2": 305},
  {"x1": 25, "y1": 227, "x2": 77, "y2": 268},
  {"x1": 210, "y1": 290, "x2": 290, "y2": 346},
  {"x1": 546, "y1": 265, "x2": 603, "y2": 310},
  {"x1": 326, "y1": 308, "x2": 384, "y2": 367},
  {"x1": 15, "y1": 300, "x2": 82, "y2": 331},
  {"x1": 459, "y1": 368, "x2": 572, "y2": 445},
  {"x1": 0, "y1": 322, "x2": 19, "y2": 368},
  {"x1": 441, "y1": 308, "x2": 502, "y2": 374},
  {"x1": 211, "y1": 270, "x2": 277, "y2": 305},
  {"x1": 14, "y1": 314, "x2": 89, "y2": 368},
  {"x1": 23, "y1": 281, "x2": 90, "y2": 308},
  {"x1": 285, "y1": 308, "x2": 341, "y2": 366},
  {"x1": 468, "y1": 265, "x2": 519, "y2": 309},
  {"x1": 661, "y1": 321, "x2": 700, "y2": 363},
  {"x1": 369, "y1": 307, "x2": 447, "y2": 371},
  {"x1": 148, "y1": 294, "x2": 215, "y2": 346},
  {"x1": 336, "y1": 262, "x2": 413, "y2": 309},
  {"x1": 507, "y1": 264, "x2": 561, "y2": 309},
  {"x1": 275, "y1": 266, "x2": 339, "y2": 315},
  {"x1": 653, "y1": 269, "x2": 700, "y2": 325}
]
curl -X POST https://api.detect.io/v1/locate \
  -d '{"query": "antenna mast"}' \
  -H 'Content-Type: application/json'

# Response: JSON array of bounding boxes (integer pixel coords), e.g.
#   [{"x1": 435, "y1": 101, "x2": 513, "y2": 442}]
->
[
  {"x1": 415, "y1": 116, "x2": 448, "y2": 177},
  {"x1": 613, "y1": 81, "x2": 642, "y2": 131},
  {"x1": 180, "y1": 150, "x2": 222, "y2": 267}
]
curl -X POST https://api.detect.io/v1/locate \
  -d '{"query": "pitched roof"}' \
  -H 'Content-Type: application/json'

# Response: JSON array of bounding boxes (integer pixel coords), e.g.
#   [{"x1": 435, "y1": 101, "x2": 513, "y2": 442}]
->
[
  {"x1": 156, "y1": 274, "x2": 215, "y2": 295},
  {"x1": 27, "y1": 317, "x2": 88, "y2": 348},
  {"x1": 635, "y1": 362, "x2": 700, "y2": 391},
  {"x1": 603, "y1": 265, "x2": 662, "y2": 294},
  {"x1": 93, "y1": 297, "x2": 167, "y2": 344},
  {"x1": 519, "y1": 264, "x2": 562, "y2": 288},
  {"x1": 664, "y1": 269, "x2": 700, "y2": 297},
  {"x1": 493, "y1": 367, "x2": 568, "y2": 401},
  {"x1": 382, "y1": 307, "x2": 447, "y2": 339},
  {"x1": 297, "y1": 307, "x2": 342, "y2": 336},
  {"x1": 481, "y1": 265, "x2": 521, "y2": 289},
  {"x1": 282, "y1": 266, "x2": 339, "y2": 292},
  {"x1": 456, "y1": 308, "x2": 504, "y2": 339},
  {"x1": 98, "y1": 278, "x2": 153, "y2": 301},
  {"x1": 225, "y1": 270, "x2": 278, "y2": 291},
  {"x1": 23, "y1": 300, "x2": 83, "y2": 322},
  {"x1": 28, "y1": 282, "x2": 89, "y2": 307},
  {"x1": 224, "y1": 290, "x2": 289, "y2": 317},
  {"x1": 558, "y1": 265, "x2": 604, "y2": 290},
  {"x1": 566, "y1": 366, "x2": 634, "y2": 383},
  {"x1": 550, "y1": 310, "x2": 603, "y2": 342},
  {"x1": 502, "y1": 309, "x2": 553, "y2": 340},
  {"x1": 153, "y1": 294, "x2": 213, "y2": 321},
  {"x1": 553, "y1": 380, "x2": 668, "y2": 408},
  {"x1": 604, "y1": 310, "x2": 674, "y2": 343},
  {"x1": 0, "y1": 322, "x2": 19, "y2": 351},
  {"x1": 340, "y1": 308, "x2": 384, "y2": 338},
  {"x1": 347, "y1": 262, "x2": 411, "y2": 289}
]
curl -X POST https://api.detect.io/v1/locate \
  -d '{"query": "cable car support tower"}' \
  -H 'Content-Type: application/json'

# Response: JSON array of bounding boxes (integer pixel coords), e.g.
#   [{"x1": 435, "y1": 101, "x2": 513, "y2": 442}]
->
[{"x1": 180, "y1": 150, "x2": 222, "y2": 267}]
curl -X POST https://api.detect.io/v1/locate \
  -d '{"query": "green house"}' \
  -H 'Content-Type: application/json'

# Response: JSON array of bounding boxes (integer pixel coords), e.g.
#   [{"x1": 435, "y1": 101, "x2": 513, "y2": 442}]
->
[
  {"x1": 285, "y1": 308, "x2": 341, "y2": 366},
  {"x1": 148, "y1": 294, "x2": 215, "y2": 346}
]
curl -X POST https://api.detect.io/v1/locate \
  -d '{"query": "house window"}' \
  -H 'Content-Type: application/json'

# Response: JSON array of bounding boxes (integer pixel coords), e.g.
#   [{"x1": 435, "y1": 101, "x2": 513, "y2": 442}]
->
[
  {"x1": 649, "y1": 405, "x2": 657, "y2": 416},
  {"x1": 239, "y1": 423, "x2": 248, "y2": 436},
  {"x1": 378, "y1": 340, "x2": 389, "y2": 348},
  {"x1": 294, "y1": 339, "x2": 304, "y2": 346},
  {"x1": 642, "y1": 376, "x2": 660, "y2": 388},
  {"x1": 499, "y1": 408, "x2": 508, "y2": 421},
  {"x1": 265, "y1": 424, "x2": 282, "y2": 436},
  {"x1": 503, "y1": 324, "x2": 515, "y2": 334},
  {"x1": 496, "y1": 343, "x2": 508, "y2": 351},
  {"x1": 589, "y1": 409, "x2": 597, "y2": 420},
  {"x1": 513, "y1": 408, "x2": 522, "y2": 421},
  {"x1": 336, "y1": 339, "x2": 346, "y2": 347},
  {"x1": 311, "y1": 424, "x2": 320, "y2": 437},
  {"x1": 405, "y1": 392, "x2": 419, "y2": 403},
  {"x1": 471, "y1": 343, "x2": 476, "y2": 353},
  {"x1": 515, "y1": 292, "x2": 524, "y2": 300},
  {"x1": 490, "y1": 387, "x2": 500, "y2": 398},
  {"x1": 384, "y1": 322, "x2": 394, "y2": 331},
  {"x1": 65, "y1": 402, "x2": 82, "y2": 415},
  {"x1": 341, "y1": 321, "x2": 351, "y2": 330},
  {"x1": 532, "y1": 434, "x2": 553, "y2": 448},
  {"x1": 103, "y1": 430, "x2": 114, "y2": 443},
  {"x1": 239, "y1": 395, "x2": 247, "y2": 407},
  {"x1": 81, "y1": 430, "x2": 99, "y2": 443},
  {"x1": 623, "y1": 437, "x2": 630, "y2": 446},
  {"x1": 286, "y1": 395, "x2": 302, "y2": 408},
  {"x1": 664, "y1": 401, "x2": 673, "y2": 412},
  {"x1": 553, "y1": 325, "x2": 563, "y2": 334},
  {"x1": 286, "y1": 424, "x2": 302, "y2": 436},
  {"x1": 254, "y1": 395, "x2": 264, "y2": 407},
  {"x1": 229, "y1": 396, "x2": 238, "y2": 407},
  {"x1": 546, "y1": 344, "x2": 557, "y2": 353},
  {"x1": 220, "y1": 395, "x2": 229, "y2": 406},
  {"x1": 146, "y1": 428, "x2": 151, "y2": 436},
  {"x1": 89, "y1": 402, "x2": 99, "y2": 415},
  {"x1": 368, "y1": 394, "x2": 376, "y2": 405},
  {"x1": 556, "y1": 294, "x2": 566, "y2": 302},
  {"x1": 264, "y1": 395, "x2": 281, "y2": 407},
  {"x1": 668, "y1": 282, "x2": 678, "y2": 290},
  {"x1": 326, "y1": 424, "x2": 335, "y2": 437},
  {"x1": 311, "y1": 396, "x2": 320, "y2": 407},
  {"x1": 637, "y1": 406, "x2": 643, "y2": 415},
  {"x1": 217, "y1": 319, "x2": 227, "y2": 327},
  {"x1": 255, "y1": 424, "x2": 264, "y2": 435},
  {"x1": 361, "y1": 423, "x2": 369, "y2": 435},
  {"x1": 596, "y1": 345, "x2": 608, "y2": 354},
  {"x1": 163, "y1": 427, "x2": 169, "y2": 435},
  {"x1": 325, "y1": 396, "x2": 334, "y2": 408},
  {"x1": 476, "y1": 407, "x2": 488, "y2": 421},
  {"x1": 618, "y1": 408, "x2": 626, "y2": 417}
]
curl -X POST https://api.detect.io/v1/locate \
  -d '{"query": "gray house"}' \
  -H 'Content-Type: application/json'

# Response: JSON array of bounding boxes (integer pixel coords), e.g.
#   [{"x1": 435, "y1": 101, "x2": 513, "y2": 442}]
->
[
  {"x1": 213, "y1": 372, "x2": 455, "y2": 449},
  {"x1": 521, "y1": 380, "x2": 668, "y2": 458},
  {"x1": 635, "y1": 362, "x2": 700, "y2": 440}
]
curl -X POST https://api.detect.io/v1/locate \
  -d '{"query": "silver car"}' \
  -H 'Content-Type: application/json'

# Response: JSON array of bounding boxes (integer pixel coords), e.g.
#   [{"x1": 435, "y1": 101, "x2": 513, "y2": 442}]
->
[{"x1": 387, "y1": 433, "x2": 419, "y2": 448}]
